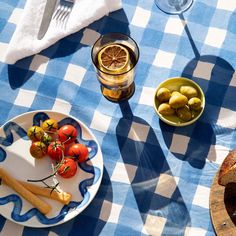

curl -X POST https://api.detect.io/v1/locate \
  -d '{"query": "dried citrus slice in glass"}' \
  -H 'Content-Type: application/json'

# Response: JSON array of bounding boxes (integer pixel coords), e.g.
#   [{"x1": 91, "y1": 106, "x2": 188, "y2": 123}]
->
[{"x1": 98, "y1": 44, "x2": 130, "y2": 73}]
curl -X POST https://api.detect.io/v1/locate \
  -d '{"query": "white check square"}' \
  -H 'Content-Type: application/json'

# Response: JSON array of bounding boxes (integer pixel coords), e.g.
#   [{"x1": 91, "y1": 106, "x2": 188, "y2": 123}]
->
[
  {"x1": 131, "y1": 7, "x2": 151, "y2": 28},
  {"x1": 80, "y1": 29, "x2": 101, "y2": 46},
  {"x1": 170, "y1": 134, "x2": 190, "y2": 155},
  {"x1": 90, "y1": 111, "x2": 111, "y2": 133},
  {"x1": 48, "y1": 232, "x2": 59, "y2": 236},
  {"x1": 217, "y1": 0, "x2": 236, "y2": 11},
  {"x1": 217, "y1": 107, "x2": 236, "y2": 129},
  {"x1": 64, "y1": 64, "x2": 86, "y2": 86},
  {"x1": 0, "y1": 220, "x2": 23, "y2": 236},
  {"x1": 99, "y1": 200, "x2": 111, "y2": 222},
  {"x1": 155, "y1": 174, "x2": 179, "y2": 198},
  {"x1": 153, "y1": 50, "x2": 175, "y2": 68},
  {"x1": 193, "y1": 60, "x2": 214, "y2": 80},
  {"x1": 110, "y1": 162, "x2": 130, "y2": 184},
  {"x1": 204, "y1": 27, "x2": 227, "y2": 48},
  {"x1": 192, "y1": 185, "x2": 210, "y2": 209},
  {"x1": 30, "y1": 55, "x2": 49, "y2": 74},
  {"x1": 125, "y1": 163, "x2": 138, "y2": 183},
  {"x1": 0, "y1": 42, "x2": 8, "y2": 63},
  {"x1": 143, "y1": 214, "x2": 167, "y2": 236},
  {"x1": 207, "y1": 145, "x2": 229, "y2": 165},
  {"x1": 8, "y1": 8, "x2": 24, "y2": 24},
  {"x1": 165, "y1": 17, "x2": 185, "y2": 35},
  {"x1": 107, "y1": 203, "x2": 122, "y2": 223},
  {"x1": 185, "y1": 227, "x2": 207, "y2": 236},
  {"x1": 139, "y1": 87, "x2": 156, "y2": 106},
  {"x1": 128, "y1": 121, "x2": 149, "y2": 142},
  {"x1": 52, "y1": 99, "x2": 71, "y2": 114},
  {"x1": 230, "y1": 72, "x2": 236, "y2": 87},
  {"x1": 14, "y1": 89, "x2": 36, "y2": 107}
]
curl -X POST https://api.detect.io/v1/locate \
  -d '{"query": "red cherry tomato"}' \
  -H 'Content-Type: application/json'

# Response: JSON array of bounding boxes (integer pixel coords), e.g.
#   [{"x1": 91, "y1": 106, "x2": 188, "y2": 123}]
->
[
  {"x1": 57, "y1": 157, "x2": 77, "y2": 178},
  {"x1": 66, "y1": 143, "x2": 89, "y2": 163},
  {"x1": 47, "y1": 141, "x2": 64, "y2": 162},
  {"x1": 30, "y1": 141, "x2": 47, "y2": 159},
  {"x1": 58, "y1": 125, "x2": 77, "y2": 144}
]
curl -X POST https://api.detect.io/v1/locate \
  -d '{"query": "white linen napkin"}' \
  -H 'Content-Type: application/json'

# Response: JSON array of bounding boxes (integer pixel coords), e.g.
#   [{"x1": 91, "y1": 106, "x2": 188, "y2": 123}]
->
[{"x1": 3, "y1": 0, "x2": 122, "y2": 64}]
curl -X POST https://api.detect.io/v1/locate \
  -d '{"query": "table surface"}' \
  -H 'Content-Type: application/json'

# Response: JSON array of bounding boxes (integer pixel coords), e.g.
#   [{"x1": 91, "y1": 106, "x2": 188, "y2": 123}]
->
[{"x1": 0, "y1": 0, "x2": 236, "y2": 235}]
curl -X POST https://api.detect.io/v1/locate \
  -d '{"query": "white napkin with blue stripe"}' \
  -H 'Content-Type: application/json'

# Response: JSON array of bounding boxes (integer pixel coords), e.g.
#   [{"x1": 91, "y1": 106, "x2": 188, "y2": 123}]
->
[{"x1": 3, "y1": 0, "x2": 122, "y2": 64}]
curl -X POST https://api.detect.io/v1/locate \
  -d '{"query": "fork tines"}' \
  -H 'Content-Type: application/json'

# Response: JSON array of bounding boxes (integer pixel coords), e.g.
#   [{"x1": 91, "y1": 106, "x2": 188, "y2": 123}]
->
[{"x1": 53, "y1": 0, "x2": 74, "y2": 27}]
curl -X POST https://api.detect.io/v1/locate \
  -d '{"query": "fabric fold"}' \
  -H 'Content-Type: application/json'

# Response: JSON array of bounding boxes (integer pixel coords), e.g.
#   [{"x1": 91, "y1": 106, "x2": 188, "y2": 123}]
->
[{"x1": 4, "y1": 0, "x2": 122, "y2": 64}]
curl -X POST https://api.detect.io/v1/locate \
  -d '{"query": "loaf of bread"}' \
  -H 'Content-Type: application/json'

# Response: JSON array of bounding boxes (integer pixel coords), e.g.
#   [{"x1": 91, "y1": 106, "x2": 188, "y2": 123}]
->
[{"x1": 218, "y1": 149, "x2": 236, "y2": 186}]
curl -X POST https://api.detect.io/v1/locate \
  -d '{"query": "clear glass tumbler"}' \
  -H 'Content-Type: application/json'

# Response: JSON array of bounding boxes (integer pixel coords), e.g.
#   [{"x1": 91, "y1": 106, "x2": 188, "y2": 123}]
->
[
  {"x1": 155, "y1": 0, "x2": 193, "y2": 14},
  {"x1": 91, "y1": 33, "x2": 139, "y2": 102}
]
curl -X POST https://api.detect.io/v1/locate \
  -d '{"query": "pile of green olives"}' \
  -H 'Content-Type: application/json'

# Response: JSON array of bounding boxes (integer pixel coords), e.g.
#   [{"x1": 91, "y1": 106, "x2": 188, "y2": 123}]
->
[{"x1": 156, "y1": 85, "x2": 202, "y2": 122}]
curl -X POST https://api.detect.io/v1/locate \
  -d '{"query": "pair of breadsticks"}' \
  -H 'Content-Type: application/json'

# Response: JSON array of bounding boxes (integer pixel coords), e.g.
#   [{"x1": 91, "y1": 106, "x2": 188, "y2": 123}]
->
[{"x1": 0, "y1": 167, "x2": 72, "y2": 215}]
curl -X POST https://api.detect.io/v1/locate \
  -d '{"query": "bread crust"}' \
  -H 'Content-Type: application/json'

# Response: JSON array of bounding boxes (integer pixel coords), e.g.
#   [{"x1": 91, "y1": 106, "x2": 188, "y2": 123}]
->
[{"x1": 218, "y1": 149, "x2": 236, "y2": 185}]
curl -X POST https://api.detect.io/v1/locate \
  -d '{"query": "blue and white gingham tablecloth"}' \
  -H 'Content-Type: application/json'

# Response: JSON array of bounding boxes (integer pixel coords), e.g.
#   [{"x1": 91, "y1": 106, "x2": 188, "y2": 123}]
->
[{"x1": 1, "y1": 0, "x2": 236, "y2": 235}]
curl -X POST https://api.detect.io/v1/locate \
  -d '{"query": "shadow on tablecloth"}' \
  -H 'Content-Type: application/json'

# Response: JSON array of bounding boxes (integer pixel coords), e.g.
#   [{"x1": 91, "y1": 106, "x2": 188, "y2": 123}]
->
[
  {"x1": 21, "y1": 167, "x2": 113, "y2": 236},
  {"x1": 115, "y1": 101, "x2": 191, "y2": 235},
  {"x1": 7, "y1": 8, "x2": 130, "y2": 89},
  {"x1": 160, "y1": 14, "x2": 236, "y2": 169}
]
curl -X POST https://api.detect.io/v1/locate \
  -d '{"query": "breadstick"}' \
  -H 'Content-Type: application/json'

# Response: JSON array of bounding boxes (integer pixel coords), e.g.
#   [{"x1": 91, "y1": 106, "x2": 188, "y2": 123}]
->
[
  {"x1": 0, "y1": 167, "x2": 51, "y2": 215},
  {"x1": 18, "y1": 181, "x2": 72, "y2": 205}
]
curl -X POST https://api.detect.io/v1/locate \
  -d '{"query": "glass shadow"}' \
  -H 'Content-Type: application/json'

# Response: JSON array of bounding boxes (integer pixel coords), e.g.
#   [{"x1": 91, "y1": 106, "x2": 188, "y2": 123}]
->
[
  {"x1": 160, "y1": 14, "x2": 236, "y2": 169},
  {"x1": 116, "y1": 101, "x2": 191, "y2": 235}
]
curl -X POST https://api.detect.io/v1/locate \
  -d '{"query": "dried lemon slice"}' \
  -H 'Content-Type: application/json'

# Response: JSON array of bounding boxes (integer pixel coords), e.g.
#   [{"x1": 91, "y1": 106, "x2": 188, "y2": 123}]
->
[{"x1": 98, "y1": 44, "x2": 130, "y2": 73}]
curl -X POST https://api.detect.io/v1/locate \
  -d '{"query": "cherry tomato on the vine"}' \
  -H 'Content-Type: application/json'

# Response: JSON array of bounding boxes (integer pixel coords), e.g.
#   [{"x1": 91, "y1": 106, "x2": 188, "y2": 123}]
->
[
  {"x1": 41, "y1": 133, "x2": 52, "y2": 146},
  {"x1": 66, "y1": 143, "x2": 89, "y2": 163},
  {"x1": 47, "y1": 141, "x2": 65, "y2": 162},
  {"x1": 42, "y1": 119, "x2": 58, "y2": 133},
  {"x1": 57, "y1": 157, "x2": 77, "y2": 178},
  {"x1": 30, "y1": 141, "x2": 47, "y2": 159},
  {"x1": 58, "y1": 125, "x2": 77, "y2": 144},
  {"x1": 27, "y1": 126, "x2": 45, "y2": 142}
]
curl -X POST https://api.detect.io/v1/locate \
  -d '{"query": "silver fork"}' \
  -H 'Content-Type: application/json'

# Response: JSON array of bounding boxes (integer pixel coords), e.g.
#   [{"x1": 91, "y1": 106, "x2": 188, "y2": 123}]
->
[{"x1": 53, "y1": 0, "x2": 74, "y2": 26}]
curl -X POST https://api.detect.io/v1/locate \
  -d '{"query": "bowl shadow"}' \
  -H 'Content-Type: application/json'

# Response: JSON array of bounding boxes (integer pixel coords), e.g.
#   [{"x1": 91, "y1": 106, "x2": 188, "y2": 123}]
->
[{"x1": 160, "y1": 13, "x2": 236, "y2": 169}]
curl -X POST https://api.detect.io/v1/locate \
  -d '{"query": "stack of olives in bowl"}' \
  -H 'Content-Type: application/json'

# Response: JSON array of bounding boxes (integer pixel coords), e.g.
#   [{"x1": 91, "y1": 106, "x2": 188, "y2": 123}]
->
[{"x1": 153, "y1": 77, "x2": 205, "y2": 126}]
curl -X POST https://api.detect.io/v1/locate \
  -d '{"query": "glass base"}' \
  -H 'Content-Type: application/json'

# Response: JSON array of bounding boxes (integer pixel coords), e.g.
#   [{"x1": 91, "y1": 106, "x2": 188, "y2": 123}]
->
[
  {"x1": 101, "y1": 83, "x2": 135, "y2": 103},
  {"x1": 155, "y1": 0, "x2": 193, "y2": 14}
]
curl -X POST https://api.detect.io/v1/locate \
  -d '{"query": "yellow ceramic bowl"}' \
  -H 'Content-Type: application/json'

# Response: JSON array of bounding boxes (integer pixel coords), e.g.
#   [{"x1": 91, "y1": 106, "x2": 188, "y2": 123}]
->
[{"x1": 153, "y1": 77, "x2": 205, "y2": 127}]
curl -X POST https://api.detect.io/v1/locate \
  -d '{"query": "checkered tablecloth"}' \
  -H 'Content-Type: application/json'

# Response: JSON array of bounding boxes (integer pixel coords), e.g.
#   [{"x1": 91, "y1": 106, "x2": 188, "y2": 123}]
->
[{"x1": 1, "y1": 0, "x2": 236, "y2": 235}]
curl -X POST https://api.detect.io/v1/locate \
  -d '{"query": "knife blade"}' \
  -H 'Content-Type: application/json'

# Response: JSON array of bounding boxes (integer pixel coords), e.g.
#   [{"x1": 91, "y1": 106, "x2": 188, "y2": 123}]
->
[{"x1": 37, "y1": 0, "x2": 58, "y2": 40}]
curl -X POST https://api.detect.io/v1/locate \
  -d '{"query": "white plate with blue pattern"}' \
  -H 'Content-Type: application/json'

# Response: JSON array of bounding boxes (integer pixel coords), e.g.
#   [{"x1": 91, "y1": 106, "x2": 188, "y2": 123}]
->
[{"x1": 0, "y1": 110, "x2": 103, "y2": 228}]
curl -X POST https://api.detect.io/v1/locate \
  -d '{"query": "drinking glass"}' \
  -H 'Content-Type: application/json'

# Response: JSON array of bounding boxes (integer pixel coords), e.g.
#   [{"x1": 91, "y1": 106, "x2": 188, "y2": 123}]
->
[
  {"x1": 155, "y1": 0, "x2": 193, "y2": 14},
  {"x1": 91, "y1": 33, "x2": 139, "y2": 102}
]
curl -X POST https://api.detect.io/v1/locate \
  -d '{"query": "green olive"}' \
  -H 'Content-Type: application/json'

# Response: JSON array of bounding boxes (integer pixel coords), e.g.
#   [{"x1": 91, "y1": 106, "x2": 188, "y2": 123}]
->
[
  {"x1": 176, "y1": 106, "x2": 192, "y2": 121},
  {"x1": 156, "y1": 87, "x2": 171, "y2": 102},
  {"x1": 188, "y1": 97, "x2": 202, "y2": 111},
  {"x1": 180, "y1": 85, "x2": 198, "y2": 99},
  {"x1": 169, "y1": 93, "x2": 188, "y2": 109},
  {"x1": 158, "y1": 103, "x2": 175, "y2": 116},
  {"x1": 171, "y1": 91, "x2": 182, "y2": 96}
]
